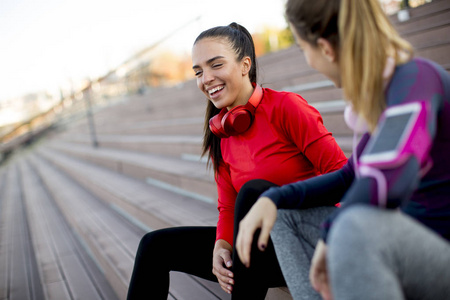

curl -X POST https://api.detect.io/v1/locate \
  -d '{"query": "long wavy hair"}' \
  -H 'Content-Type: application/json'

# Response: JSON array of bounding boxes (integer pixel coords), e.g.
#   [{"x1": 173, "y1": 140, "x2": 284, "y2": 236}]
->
[
  {"x1": 286, "y1": 0, "x2": 413, "y2": 131},
  {"x1": 193, "y1": 22, "x2": 258, "y2": 174}
]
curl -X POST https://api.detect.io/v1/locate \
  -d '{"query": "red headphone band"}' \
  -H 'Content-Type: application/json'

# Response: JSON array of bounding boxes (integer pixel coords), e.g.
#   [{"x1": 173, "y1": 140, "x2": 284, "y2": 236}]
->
[
  {"x1": 209, "y1": 83, "x2": 264, "y2": 138},
  {"x1": 247, "y1": 83, "x2": 263, "y2": 111}
]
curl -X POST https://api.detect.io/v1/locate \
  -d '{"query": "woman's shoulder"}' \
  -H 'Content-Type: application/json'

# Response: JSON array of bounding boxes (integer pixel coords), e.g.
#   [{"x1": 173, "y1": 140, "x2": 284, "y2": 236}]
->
[
  {"x1": 412, "y1": 57, "x2": 450, "y2": 96},
  {"x1": 259, "y1": 87, "x2": 323, "y2": 127},
  {"x1": 387, "y1": 57, "x2": 450, "y2": 106},
  {"x1": 261, "y1": 86, "x2": 310, "y2": 109},
  {"x1": 395, "y1": 57, "x2": 448, "y2": 81}
]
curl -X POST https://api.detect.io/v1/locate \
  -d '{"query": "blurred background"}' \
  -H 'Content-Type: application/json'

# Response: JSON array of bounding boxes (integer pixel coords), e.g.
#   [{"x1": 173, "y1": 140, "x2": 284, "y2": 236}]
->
[
  {"x1": 0, "y1": 0, "x2": 447, "y2": 299},
  {"x1": 0, "y1": 0, "x2": 291, "y2": 150},
  {"x1": 0, "y1": 0, "x2": 433, "y2": 151}
]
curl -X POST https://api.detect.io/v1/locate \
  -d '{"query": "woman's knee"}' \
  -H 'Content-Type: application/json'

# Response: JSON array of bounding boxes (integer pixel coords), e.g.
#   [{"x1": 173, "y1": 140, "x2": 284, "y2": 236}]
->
[
  {"x1": 239, "y1": 179, "x2": 277, "y2": 199},
  {"x1": 235, "y1": 179, "x2": 277, "y2": 216},
  {"x1": 273, "y1": 209, "x2": 296, "y2": 230},
  {"x1": 328, "y1": 204, "x2": 382, "y2": 250},
  {"x1": 136, "y1": 229, "x2": 172, "y2": 258},
  {"x1": 273, "y1": 207, "x2": 335, "y2": 238},
  {"x1": 271, "y1": 209, "x2": 296, "y2": 240}
]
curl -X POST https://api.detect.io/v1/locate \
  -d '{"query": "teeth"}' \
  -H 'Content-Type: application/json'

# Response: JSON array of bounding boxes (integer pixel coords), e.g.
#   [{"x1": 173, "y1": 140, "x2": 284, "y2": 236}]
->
[{"x1": 208, "y1": 86, "x2": 224, "y2": 95}]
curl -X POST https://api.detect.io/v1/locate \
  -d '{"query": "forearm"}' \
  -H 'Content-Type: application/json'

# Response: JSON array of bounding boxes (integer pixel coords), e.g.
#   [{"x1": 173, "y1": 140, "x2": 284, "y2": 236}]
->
[
  {"x1": 261, "y1": 168, "x2": 353, "y2": 209},
  {"x1": 216, "y1": 212, "x2": 235, "y2": 246}
]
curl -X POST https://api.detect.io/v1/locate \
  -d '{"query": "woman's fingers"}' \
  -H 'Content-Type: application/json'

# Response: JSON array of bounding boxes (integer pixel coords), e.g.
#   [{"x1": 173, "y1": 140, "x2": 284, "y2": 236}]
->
[
  {"x1": 257, "y1": 221, "x2": 271, "y2": 251},
  {"x1": 309, "y1": 243, "x2": 323, "y2": 290},
  {"x1": 310, "y1": 240, "x2": 333, "y2": 299},
  {"x1": 236, "y1": 219, "x2": 255, "y2": 268},
  {"x1": 215, "y1": 271, "x2": 234, "y2": 293},
  {"x1": 212, "y1": 245, "x2": 234, "y2": 293}
]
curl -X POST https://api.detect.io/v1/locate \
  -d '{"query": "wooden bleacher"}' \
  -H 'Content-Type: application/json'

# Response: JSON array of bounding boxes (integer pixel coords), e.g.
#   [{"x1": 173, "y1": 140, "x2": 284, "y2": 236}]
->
[{"x1": 1, "y1": 1, "x2": 449, "y2": 299}]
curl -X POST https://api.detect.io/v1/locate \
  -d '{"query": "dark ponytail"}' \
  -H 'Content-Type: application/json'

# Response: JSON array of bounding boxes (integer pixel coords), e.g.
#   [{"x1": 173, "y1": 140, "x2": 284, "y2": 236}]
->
[
  {"x1": 194, "y1": 23, "x2": 258, "y2": 174},
  {"x1": 227, "y1": 22, "x2": 258, "y2": 83}
]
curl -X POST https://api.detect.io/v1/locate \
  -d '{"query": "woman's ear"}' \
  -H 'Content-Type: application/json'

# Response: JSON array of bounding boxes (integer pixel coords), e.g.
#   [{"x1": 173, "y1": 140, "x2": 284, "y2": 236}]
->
[
  {"x1": 317, "y1": 38, "x2": 337, "y2": 63},
  {"x1": 241, "y1": 56, "x2": 252, "y2": 76}
]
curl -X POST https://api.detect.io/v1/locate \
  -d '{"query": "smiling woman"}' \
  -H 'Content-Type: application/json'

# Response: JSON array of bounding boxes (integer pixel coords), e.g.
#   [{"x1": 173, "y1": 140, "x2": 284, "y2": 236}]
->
[
  {"x1": 126, "y1": 22, "x2": 347, "y2": 300},
  {"x1": 192, "y1": 39, "x2": 254, "y2": 109}
]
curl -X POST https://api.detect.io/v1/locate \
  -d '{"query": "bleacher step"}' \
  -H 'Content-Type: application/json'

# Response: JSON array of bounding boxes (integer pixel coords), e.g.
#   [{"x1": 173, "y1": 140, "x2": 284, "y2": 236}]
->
[
  {"x1": 0, "y1": 164, "x2": 45, "y2": 300},
  {"x1": 36, "y1": 145, "x2": 219, "y2": 229},
  {"x1": 19, "y1": 157, "x2": 119, "y2": 300},
  {"x1": 45, "y1": 140, "x2": 218, "y2": 201},
  {"x1": 28, "y1": 150, "x2": 230, "y2": 299}
]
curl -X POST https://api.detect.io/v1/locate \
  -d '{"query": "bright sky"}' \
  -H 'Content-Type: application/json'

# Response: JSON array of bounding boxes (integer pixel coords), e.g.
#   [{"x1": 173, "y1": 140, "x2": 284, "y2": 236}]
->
[{"x1": 0, "y1": 0, "x2": 287, "y2": 101}]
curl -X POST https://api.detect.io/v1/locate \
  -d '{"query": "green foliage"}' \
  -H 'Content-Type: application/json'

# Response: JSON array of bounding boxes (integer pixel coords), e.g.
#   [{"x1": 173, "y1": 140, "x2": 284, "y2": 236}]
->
[
  {"x1": 254, "y1": 26, "x2": 295, "y2": 56},
  {"x1": 277, "y1": 27, "x2": 295, "y2": 50}
]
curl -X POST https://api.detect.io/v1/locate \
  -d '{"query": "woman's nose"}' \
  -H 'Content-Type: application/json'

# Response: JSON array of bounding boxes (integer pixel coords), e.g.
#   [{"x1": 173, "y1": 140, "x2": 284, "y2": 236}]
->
[{"x1": 202, "y1": 70, "x2": 214, "y2": 85}]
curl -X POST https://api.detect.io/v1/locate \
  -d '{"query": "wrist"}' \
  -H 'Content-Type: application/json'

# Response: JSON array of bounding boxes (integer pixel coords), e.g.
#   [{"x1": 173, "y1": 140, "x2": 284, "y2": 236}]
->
[
  {"x1": 214, "y1": 239, "x2": 232, "y2": 253},
  {"x1": 258, "y1": 196, "x2": 277, "y2": 209},
  {"x1": 260, "y1": 187, "x2": 281, "y2": 207}
]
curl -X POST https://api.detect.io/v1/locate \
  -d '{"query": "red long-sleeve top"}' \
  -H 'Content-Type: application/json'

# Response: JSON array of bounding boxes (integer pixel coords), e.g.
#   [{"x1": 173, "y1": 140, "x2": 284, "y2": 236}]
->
[{"x1": 215, "y1": 87, "x2": 347, "y2": 246}]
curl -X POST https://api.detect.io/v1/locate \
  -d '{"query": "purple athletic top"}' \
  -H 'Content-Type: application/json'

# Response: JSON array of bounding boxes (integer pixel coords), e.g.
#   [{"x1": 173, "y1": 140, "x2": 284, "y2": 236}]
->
[{"x1": 262, "y1": 57, "x2": 450, "y2": 241}]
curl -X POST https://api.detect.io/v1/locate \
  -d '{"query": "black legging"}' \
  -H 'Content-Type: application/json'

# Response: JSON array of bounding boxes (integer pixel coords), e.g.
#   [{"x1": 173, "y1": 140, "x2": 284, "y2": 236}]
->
[{"x1": 127, "y1": 179, "x2": 286, "y2": 299}]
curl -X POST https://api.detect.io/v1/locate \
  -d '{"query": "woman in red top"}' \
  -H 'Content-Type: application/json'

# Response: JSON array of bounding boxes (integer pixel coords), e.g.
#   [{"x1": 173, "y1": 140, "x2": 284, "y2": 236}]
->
[{"x1": 126, "y1": 22, "x2": 347, "y2": 299}]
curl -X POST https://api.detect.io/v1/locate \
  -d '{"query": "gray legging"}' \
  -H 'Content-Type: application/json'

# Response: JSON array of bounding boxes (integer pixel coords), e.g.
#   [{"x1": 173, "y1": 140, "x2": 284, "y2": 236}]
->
[
  {"x1": 271, "y1": 206, "x2": 336, "y2": 300},
  {"x1": 272, "y1": 205, "x2": 450, "y2": 300},
  {"x1": 328, "y1": 205, "x2": 450, "y2": 300}
]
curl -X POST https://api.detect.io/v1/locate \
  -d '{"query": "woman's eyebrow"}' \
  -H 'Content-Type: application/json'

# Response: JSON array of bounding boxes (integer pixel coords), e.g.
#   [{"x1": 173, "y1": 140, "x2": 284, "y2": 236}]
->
[{"x1": 192, "y1": 56, "x2": 225, "y2": 69}]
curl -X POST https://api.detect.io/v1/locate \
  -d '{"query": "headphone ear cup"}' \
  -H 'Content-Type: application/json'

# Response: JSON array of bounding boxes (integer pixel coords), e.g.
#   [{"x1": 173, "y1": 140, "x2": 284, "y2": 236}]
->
[
  {"x1": 208, "y1": 84, "x2": 263, "y2": 138},
  {"x1": 209, "y1": 109, "x2": 229, "y2": 138},
  {"x1": 222, "y1": 107, "x2": 253, "y2": 136}
]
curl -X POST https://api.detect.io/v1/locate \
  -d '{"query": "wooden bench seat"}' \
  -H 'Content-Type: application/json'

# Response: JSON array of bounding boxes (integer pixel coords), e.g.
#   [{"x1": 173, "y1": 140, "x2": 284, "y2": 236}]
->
[
  {"x1": 28, "y1": 149, "x2": 237, "y2": 299},
  {"x1": 19, "y1": 158, "x2": 119, "y2": 300},
  {"x1": 32, "y1": 144, "x2": 291, "y2": 299},
  {"x1": 0, "y1": 165, "x2": 45, "y2": 300},
  {"x1": 44, "y1": 140, "x2": 217, "y2": 201}
]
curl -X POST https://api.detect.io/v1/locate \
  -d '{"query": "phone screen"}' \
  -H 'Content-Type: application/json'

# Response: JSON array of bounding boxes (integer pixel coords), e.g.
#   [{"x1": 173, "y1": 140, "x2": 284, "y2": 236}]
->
[{"x1": 365, "y1": 111, "x2": 415, "y2": 154}]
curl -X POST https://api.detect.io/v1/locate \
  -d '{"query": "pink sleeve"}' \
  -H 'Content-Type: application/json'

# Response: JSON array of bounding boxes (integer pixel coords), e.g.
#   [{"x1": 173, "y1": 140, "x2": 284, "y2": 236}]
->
[
  {"x1": 281, "y1": 93, "x2": 348, "y2": 173},
  {"x1": 215, "y1": 162, "x2": 238, "y2": 246}
]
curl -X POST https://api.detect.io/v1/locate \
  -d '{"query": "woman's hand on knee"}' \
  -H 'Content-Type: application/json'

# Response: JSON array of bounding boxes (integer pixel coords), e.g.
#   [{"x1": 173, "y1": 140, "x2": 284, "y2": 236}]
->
[
  {"x1": 310, "y1": 239, "x2": 333, "y2": 300},
  {"x1": 213, "y1": 240, "x2": 234, "y2": 294},
  {"x1": 236, "y1": 197, "x2": 277, "y2": 268}
]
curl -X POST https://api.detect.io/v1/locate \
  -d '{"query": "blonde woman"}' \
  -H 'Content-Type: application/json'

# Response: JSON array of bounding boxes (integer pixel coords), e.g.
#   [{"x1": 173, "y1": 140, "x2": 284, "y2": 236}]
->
[{"x1": 236, "y1": 0, "x2": 450, "y2": 299}]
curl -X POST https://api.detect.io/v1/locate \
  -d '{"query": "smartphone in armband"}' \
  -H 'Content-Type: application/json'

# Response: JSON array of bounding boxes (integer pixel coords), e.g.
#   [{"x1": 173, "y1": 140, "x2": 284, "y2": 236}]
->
[{"x1": 359, "y1": 101, "x2": 432, "y2": 169}]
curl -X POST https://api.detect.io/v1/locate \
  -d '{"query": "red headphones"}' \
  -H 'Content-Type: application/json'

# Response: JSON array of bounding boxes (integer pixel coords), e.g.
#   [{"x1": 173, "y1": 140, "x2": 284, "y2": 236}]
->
[{"x1": 209, "y1": 83, "x2": 263, "y2": 138}]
